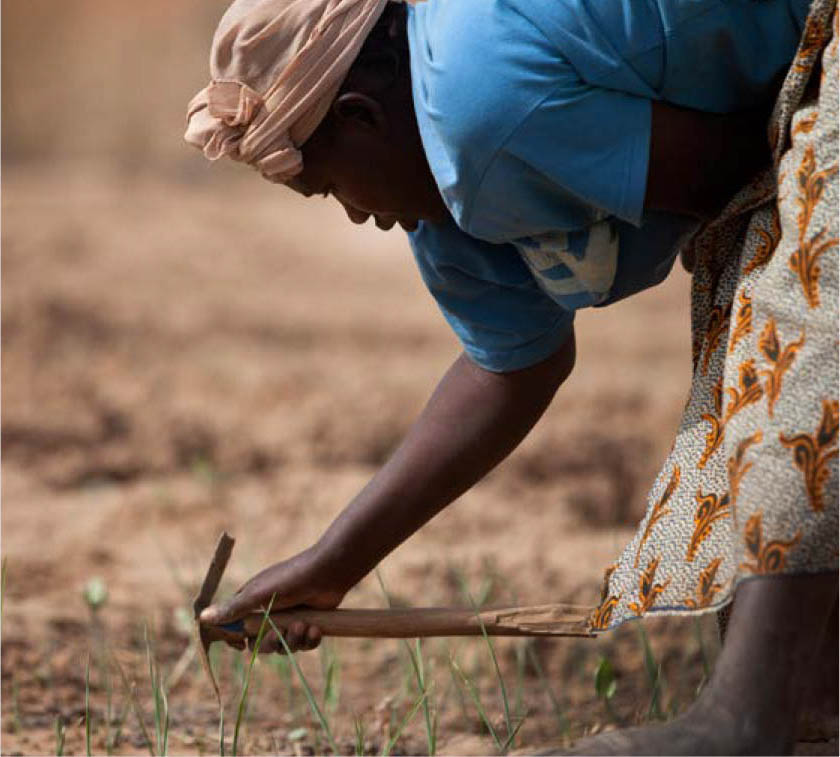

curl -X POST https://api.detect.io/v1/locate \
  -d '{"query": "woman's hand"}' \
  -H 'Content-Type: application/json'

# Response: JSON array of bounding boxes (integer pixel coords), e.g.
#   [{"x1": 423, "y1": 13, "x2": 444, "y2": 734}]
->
[{"x1": 200, "y1": 546, "x2": 348, "y2": 654}]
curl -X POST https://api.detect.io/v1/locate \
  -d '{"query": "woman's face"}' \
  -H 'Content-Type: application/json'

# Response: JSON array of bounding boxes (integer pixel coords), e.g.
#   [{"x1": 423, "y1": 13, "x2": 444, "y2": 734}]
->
[{"x1": 284, "y1": 90, "x2": 447, "y2": 231}]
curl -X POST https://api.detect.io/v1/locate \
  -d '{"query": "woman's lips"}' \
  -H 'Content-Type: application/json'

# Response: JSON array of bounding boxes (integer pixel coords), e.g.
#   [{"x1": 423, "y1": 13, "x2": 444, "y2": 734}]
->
[{"x1": 344, "y1": 206, "x2": 417, "y2": 232}]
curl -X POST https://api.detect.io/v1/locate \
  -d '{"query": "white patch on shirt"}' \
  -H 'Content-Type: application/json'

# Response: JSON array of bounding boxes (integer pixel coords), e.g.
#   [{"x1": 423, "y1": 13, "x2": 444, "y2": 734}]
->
[{"x1": 515, "y1": 220, "x2": 619, "y2": 305}]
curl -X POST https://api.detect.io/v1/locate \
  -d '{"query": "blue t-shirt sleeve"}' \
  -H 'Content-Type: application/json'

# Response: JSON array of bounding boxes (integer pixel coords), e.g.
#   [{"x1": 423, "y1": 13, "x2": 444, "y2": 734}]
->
[
  {"x1": 408, "y1": 217, "x2": 574, "y2": 373},
  {"x1": 466, "y1": 69, "x2": 651, "y2": 242}
]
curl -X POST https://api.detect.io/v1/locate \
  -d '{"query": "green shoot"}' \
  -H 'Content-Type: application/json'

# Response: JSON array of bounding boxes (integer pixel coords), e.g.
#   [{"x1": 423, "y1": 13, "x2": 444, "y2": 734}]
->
[
  {"x1": 232, "y1": 596, "x2": 275, "y2": 757},
  {"x1": 457, "y1": 574, "x2": 515, "y2": 744},
  {"x1": 353, "y1": 716, "x2": 366, "y2": 756},
  {"x1": 501, "y1": 717, "x2": 526, "y2": 753},
  {"x1": 267, "y1": 614, "x2": 339, "y2": 754},
  {"x1": 594, "y1": 656, "x2": 622, "y2": 725},
  {"x1": 375, "y1": 571, "x2": 437, "y2": 755},
  {"x1": 288, "y1": 726, "x2": 308, "y2": 743},
  {"x1": 1, "y1": 557, "x2": 7, "y2": 621},
  {"x1": 110, "y1": 695, "x2": 132, "y2": 755},
  {"x1": 55, "y1": 715, "x2": 66, "y2": 756},
  {"x1": 636, "y1": 624, "x2": 665, "y2": 720},
  {"x1": 11, "y1": 675, "x2": 22, "y2": 734},
  {"x1": 595, "y1": 654, "x2": 626, "y2": 727},
  {"x1": 267, "y1": 653, "x2": 297, "y2": 715},
  {"x1": 526, "y1": 644, "x2": 569, "y2": 736},
  {"x1": 85, "y1": 654, "x2": 93, "y2": 757},
  {"x1": 449, "y1": 655, "x2": 502, "y2": 753},
  {"x1": 320, "y1": 641, "x2": 340, "y2": 713},
  {"x1": 110, "y1": 651, "x2": 155, "y2": 756},
  {"x1": 101, "y1": 652, "x2": 114, "y2": 755},
  {"x1": 144, "y1": 625, "x2": 170, "y2": 756},
  {"x1": 83, "y1": 577, "x2": 109, "y2": 614},
  {"x1": 381, "y1": 690, "x2": 428, "y2": 757},
  {"x1": 513, "y1": 641, "x2": 527, "y2": 719},
  {"x1": 405, "y1": 639, "x2": 437, "y2": 755}
]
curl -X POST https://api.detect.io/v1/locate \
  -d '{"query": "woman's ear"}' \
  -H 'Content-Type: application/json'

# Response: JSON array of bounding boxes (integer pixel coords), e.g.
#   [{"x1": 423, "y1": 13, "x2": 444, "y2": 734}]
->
[{"x1": 332, "y1": 92, "x2": 389, "y2": 136}]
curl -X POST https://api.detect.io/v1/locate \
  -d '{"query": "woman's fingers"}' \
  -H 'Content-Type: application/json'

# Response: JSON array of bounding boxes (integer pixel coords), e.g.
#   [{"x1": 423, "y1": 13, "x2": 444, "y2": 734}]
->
[{"x1": 245, "y1": 623, "x2": 323, "y2": 654}]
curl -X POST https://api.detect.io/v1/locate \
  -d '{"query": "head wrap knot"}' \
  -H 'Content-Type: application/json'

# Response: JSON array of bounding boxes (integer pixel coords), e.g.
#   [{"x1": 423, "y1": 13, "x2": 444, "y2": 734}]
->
[
  {"x1": 207, "y1": 81, "x2": 265, "y2": 127},
  {"x1": 185, "y1": 0, "x2": 416, "y2": 184}
]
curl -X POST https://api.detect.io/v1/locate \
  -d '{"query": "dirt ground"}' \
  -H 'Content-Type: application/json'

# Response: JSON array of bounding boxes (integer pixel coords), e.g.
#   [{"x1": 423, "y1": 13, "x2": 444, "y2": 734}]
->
[{"x1": 1, "y1": 3, "x2": 836, "y2": 755}]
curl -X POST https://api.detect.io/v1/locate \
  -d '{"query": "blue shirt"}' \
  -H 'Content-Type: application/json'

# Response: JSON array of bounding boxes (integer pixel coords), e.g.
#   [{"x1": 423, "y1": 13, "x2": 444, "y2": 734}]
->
[{"x1": 405, "y1": 0, "x2": 808, "y2": 371}]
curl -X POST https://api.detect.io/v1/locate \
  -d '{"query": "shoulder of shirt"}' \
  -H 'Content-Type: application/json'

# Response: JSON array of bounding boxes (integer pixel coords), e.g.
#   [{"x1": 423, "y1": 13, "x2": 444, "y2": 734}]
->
[{"x1": 408, "y1": 0, "x2": 566, "y2": 235}]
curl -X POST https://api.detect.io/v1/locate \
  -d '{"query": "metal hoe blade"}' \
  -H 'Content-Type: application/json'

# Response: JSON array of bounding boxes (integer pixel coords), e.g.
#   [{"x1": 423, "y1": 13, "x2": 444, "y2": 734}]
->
[{"x1": 193, "y1": 532, "x2": 235, "y2": 706}]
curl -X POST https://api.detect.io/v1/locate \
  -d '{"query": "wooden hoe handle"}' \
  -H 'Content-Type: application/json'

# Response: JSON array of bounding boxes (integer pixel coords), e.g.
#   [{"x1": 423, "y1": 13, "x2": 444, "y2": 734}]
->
[{"x1": 227, "y1": 604, "x2": 594, "y2": 639}]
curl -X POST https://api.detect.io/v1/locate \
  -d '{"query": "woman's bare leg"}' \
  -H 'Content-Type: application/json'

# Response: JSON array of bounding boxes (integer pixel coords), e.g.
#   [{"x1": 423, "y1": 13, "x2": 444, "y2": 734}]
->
[{"x1": 563, "y1": 572, "x2": 838, "y2": 756}]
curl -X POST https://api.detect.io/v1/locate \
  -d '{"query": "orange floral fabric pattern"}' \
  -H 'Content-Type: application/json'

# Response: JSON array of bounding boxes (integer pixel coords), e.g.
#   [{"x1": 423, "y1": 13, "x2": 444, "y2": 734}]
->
[
  {"x1": 780, "y1": 400, "x2": 839, "y2": 512},
  {"x1": 590, "y1": 2, "x2": 838, "y2": 633}
]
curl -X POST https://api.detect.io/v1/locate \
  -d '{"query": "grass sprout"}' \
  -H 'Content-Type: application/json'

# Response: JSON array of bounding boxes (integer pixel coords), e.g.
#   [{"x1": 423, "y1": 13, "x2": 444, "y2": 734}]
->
[
  {"x1": 267, "y1": 611, "x2": 339, "y2": 754},
  {"x1": 456, "y1": 572, "x2": 518, "y2": 747},
  {"x1": 449, "y1": 654, "x2": 502, "y2": 753},
  {"x1": 320, "y1": 641, "x2": 340, "y2": 713},
  {"x1": 83, "y1": 577, "x2": 109, "y2": 613},
  {"x1": 526, "y1": 643, "x2": 569, "y2": 736},
  {"x1": 10, "y1": 675, "x2": 22, "y2": 734},
  {"x1": 144, "y1": 626, "x2": 170, "y2": 756},
  {"x1": 110, "y1": 652, "x2": 155, "y2": 755},
  {"x1": 232, "y1": 595, "x2": 275, "y2": 756},
  {"x1": 594, "y1": 656, "x2": 621, "y2": 725},
  {"x1": 1, "y1": 557, "x2": 7, "y2": 621},
  {"x1": 636, "y1": 624, "x2": 665, "y2": 720},
  {"x1": 382, "y1": 690, "x2": 429, "y2": 756},
  {"x1": 375, "y1": 571, "x2": 438, "y2": 755},
  {"x1": 353, "y1": 715, "x2": 366, "y2": 756},
  {"x1": 406, "y1": 639, "x2": 437, "y2": 755},
  {"x1": 85, "y1": 654, "x2": 93, "y2": 757},
  {"x1": 55, "y1": 715, "x2": 66, "y2": 756}
]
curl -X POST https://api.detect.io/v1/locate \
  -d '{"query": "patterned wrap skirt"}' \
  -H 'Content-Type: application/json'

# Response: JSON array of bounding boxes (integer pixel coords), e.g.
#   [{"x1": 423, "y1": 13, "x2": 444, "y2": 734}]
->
[{"x1": 592, "y1": 0, "x2": 839, "y2": 632}]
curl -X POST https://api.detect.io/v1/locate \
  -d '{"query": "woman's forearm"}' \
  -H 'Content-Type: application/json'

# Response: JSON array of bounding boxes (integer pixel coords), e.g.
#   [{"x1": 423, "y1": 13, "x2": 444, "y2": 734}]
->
[{"x1": 314, "y1": 336, "x2": 576, "y2": 588}]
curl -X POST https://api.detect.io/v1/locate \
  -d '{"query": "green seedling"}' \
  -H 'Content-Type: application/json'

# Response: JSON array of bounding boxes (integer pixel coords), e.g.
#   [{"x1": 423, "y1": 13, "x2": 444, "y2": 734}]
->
[
  {"x1": 636, "y1": 624, "x2": 665, "y2": 720},
  {"x1": 375, "y1": 571, "x2": 438, "y2": 755},
  {"x1": 353, "y1": 716, "x2": 366, "y2": 756},
  {"x1": 55, "y1": 715, "x2": 66, "y2": 756},
  {"x1": 110, "y1": 652, "x2": 155, "y2": 756},
  {"x1": 144, "y1": 625, "x2": 170, "y2": 756},
  {"x1": 456, "y1": 572, "x2": 519, "y2": 748},
  {"x1": 288, "y1": 726, "x2": 308, "y2": 742},
  {"x1": 594, "y1": 656, "x2": 622, "y2": 726},
  {"x1": 83, "y1": 577, "x2": 109, "y2": 614},
  {"x1": 320, "y1": 641, "x2": 340, "y2": 713},
  {"x1": 450, "y1": 654, "x2": 506, "y2": 753},
  {"x1": 109, "y1": 695, "x2": 132, "y2": 755},
  {"x1": 232, "y1": 596, "x2": 274, "y2": 757},
  {"x1": 267, "y1": 612, "x2": 339, "y2": 754},
  {"x1": 10, "y1": 674, "x2": 22, "y2": 734},
  {"x1": 692, "y1": 617, "x2": 711, "y2": 697},
  {"x1": 526, "y1": 644, "x2": 569, "y2": 736},
  {"x1": 267, "y1": 653, "x2": 297, "y2": 715},
  {"x1": 86, "y1": 655, "x2": 93, "y2": 757},
  {"x1": 1, "y1": 557, "x2": 8, "y2": 620},
  {"x1": 406, "y1": 639, "x2": 438, "y2": 755},
  {"x1": 381, "y1": 690, "x2": 429, "y2": 757}
]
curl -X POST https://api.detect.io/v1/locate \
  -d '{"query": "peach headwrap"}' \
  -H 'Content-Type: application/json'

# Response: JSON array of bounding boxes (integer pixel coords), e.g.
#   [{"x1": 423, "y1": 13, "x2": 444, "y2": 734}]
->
[{"x1": 185, "y1": 0, "x2": 410, "y2": 183}]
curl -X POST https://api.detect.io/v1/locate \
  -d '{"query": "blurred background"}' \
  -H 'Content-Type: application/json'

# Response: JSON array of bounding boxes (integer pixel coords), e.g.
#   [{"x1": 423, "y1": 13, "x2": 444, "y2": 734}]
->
[{"x1": 2, "y1": 3, "x2": 707, "y2": 755}]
